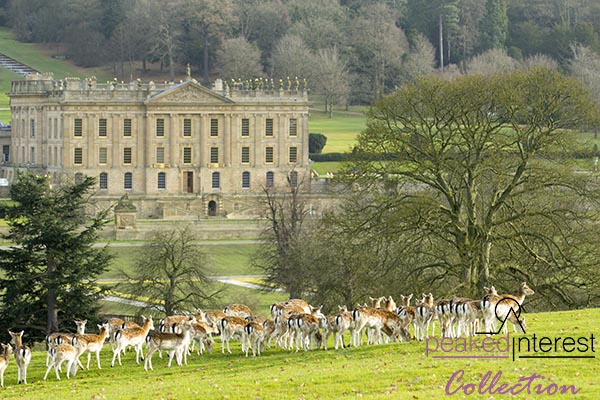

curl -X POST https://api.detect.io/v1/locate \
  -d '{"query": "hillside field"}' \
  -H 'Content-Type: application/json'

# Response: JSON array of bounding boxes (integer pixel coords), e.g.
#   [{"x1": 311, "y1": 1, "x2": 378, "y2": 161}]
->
[{"x1": 0, "y1": 307, "x2": 597, "y2": 399}]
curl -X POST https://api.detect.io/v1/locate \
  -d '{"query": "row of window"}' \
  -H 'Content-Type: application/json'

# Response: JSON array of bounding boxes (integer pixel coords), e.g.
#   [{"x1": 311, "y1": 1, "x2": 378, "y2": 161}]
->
[
  {"x1": 74, "y1": 146, "x2": 299, "y2": 165},
  {"x1": 73, "y1": 117, "x2": 298, "y2": 138},
  {"x1": 94, "y1": 171, "x2": 298, "y2": 190}
]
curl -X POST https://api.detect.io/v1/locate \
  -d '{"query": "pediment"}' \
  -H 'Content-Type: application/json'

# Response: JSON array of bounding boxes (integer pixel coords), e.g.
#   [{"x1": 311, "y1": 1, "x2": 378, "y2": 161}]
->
[{"x1": 146, "y1": 81, "x2": 233, "y2": 105}]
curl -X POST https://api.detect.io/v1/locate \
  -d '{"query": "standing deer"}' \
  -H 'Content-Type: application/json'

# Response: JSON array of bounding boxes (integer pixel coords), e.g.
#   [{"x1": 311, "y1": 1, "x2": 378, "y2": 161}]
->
[
  {"x1": 111, "y1": 316, "x2": 154, "y2": 367},
  {"x1": 8, "y1": 330, "x2": 31, "y2": 384},
  {"x1": 0, "y1": 343, "x2": 12, "y2": 387}
]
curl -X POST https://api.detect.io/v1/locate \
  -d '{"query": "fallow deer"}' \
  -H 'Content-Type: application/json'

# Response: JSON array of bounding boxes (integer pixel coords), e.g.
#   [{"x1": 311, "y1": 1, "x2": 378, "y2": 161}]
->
[
  {"x1": 243, "y1": 321, "x2": 265, "y2": 357},
  {"x1": 111, "y1": 316, "x2": 154, "y2": 367},
  {"x1": 8, "y1": 330, "x2": 31, "y2": 384},
  {"x1": 483, "y1": 282, "x2": 534, "y2": 334},
  {"x1": 72, "y1": 322, "x2": 110, "y2": 369},
  {"x1": 46, "y1": 319, "x2": 87, "y2": 367},
  {"x1": 0, "y1": 343, "x2": 12, "y2": 387},
  {"x1": 144, "y1": 321, "x2": 193, "y2": 371},
  {"x1": 43, "y1": 343, "x2": 79, "y2": 381},
  {"x1": 220, "y1": 316, "x2": 248, "y2": 354},
  {"x1": 223, "y1": 304, "x2": 253, "y2": 319}
]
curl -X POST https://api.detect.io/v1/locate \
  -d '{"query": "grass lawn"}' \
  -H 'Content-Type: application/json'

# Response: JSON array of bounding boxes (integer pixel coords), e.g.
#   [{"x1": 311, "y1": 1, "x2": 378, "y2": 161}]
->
[
  {"x1": 309, "y1": 110, "x2": 366, "y2": 153},
  {"x1": 1, "y1": 307, "x2": 598, "y2": 399},
  {"x1": 0, "y1": 68, "x2": 20, "y2": 123},
  {"x1": 311, "y1": 161, "x2": 345, "y2": 175},
  {"x1": 102, "y1": 243, "x2": 260, "y2": 280}
]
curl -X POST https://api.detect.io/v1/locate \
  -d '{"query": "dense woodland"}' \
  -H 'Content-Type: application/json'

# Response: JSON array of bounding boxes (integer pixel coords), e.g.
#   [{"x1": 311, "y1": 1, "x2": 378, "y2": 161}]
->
[{"x1": 1, "y1": 0, "x2": 600, "y2": 106}]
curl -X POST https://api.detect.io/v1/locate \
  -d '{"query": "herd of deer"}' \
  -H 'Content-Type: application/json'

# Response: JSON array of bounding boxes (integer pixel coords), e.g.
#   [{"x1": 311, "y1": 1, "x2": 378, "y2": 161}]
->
[{"x1": 0, "y1": 282, "x2": 534, "y2": 384}]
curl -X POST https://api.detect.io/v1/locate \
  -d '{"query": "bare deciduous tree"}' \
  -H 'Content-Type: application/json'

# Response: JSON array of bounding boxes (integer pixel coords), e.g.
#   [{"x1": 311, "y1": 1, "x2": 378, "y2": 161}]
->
[
  {"x1": 216, "y1": 36, "x2": 263, "y2": 80},
  {"x1": 119, "y1": 226, "x2": 221, "y2": 316},
  {"x1": 348, "y1": 67, "x2": 600, "y2": 305},
  {"x1": 252, "y1": 174, "x2": 311, "y2": 299}
]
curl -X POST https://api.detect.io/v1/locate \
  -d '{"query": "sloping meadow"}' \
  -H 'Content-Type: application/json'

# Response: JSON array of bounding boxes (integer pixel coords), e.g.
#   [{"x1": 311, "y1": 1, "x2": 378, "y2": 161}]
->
[{"x1": 1, "y1": 308, "x2": 598, "y2": 399}]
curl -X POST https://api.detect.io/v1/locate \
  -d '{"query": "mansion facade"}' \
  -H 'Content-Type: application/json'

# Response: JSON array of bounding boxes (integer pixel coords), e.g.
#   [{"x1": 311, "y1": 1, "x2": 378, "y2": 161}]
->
[{"x1": 2, "y1": 74, "x2": 311, "y2": 218}]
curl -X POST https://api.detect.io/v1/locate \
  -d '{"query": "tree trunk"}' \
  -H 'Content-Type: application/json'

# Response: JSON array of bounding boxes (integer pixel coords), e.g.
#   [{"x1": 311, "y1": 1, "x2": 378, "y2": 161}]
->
[
  {"x1": 439, "y1": 14, "x2": 444, "y2": 70},
  {"x1": 47, "y1": 256, "x2": 58, "y2": 333},
  {"x1": 168, "y1": 49, "x2": 175, "y2": 82},
  {"x1": 203, "y1": 35, "x2": 209, "y2": 84}
]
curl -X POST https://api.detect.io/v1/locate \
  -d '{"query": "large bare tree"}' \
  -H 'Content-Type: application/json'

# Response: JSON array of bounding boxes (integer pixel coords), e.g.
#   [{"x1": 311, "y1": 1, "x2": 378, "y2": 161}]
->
[
  {"x1": 348, "y1": 67, "x2": 600, "y2": 306},
  {"x1": 252, "y1": 174, "x2": 311, "y2": 299},
  {"x1": 119, "y1": 226, "x2": 221, "y2": 316}
]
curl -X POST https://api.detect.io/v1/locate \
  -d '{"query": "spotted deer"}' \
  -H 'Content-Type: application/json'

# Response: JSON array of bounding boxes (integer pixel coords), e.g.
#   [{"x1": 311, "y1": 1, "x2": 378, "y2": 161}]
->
[
  {"x1": 0, "y1": 343, "x2": 12, "y2": 387},
  {"x1": 323, "y1": 305, "x2": 354, "y2": 350},
  {"x1": 294, "y1": 306, "x2": 326, "y2": 351},
  {"x1": 262, "y1": 319, "x2": 278, "y2": 349},
  {"x1": 46, "y1": 319, "x2": 87, "y2": 367},
  {"x1": 190, "y1": 320, "x2": 217, "y2": 355},
  {"x1": 43, "y1": 343, "x2": 79, "y2": 381},
  {"x1": 111, "y1": 316, "x2": 155, "y2": 367},
  {"x1": 160, "y1": 315, "x2": 194, "y2": 333},
  {"x1": 220, "y1": 316, "x2": 248, "y2": 354},
  {"x1": 8, "y1": 330, "x2": 31, "y2": 384},
  {"x1": 243, "y1": 321, "x2": 265, "y2": 357},
  {"x1": 483, "y1": 282, "x2": 534, "y2": 334},
  {"x1": 223, "y1": 304, "x2": 253, "y2": 319},
  {"x1": 196, "y1": 309, "x2": 227, "y2": 328},
  {"x1": 144, "y1": 321, "x2": 193, "y2": 371},
  {"x1": 72, "y1": 322, "x2": 110, "y2": 369},
  {"x1": 414, "y1": 293, "x2": 435, "y2": 341},
  {"x1": 107, "y1": 317, "x2": 140, "y2": 352},
  {"x1": 270, "y1": 299, "x2": 311, "y2": 318}
]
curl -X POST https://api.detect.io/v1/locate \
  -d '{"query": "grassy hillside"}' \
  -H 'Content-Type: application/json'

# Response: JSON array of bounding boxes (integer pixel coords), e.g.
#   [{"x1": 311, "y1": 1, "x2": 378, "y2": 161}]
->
[
  {"x1": 0, "y1": 307, "x2": 597, "y2": 399},
  {"x1": 0, "y1": 27, "x2": 112, "y2": 123},
  {"x1": 0, "y1": 27, "x2": 111, "y2": 81}
]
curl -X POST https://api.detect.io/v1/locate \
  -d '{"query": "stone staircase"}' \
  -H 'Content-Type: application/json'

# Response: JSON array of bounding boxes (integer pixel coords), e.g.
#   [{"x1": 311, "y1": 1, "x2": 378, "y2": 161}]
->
[{"x1": 0, "y1": 53, "x2": 38, "y2": 76}]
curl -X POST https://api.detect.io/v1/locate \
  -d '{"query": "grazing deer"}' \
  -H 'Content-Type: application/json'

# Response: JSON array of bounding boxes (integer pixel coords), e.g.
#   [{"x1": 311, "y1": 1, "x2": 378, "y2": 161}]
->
[
  {"x1": 243, "y1": 321, "x2": 265, "y2": 357},
  {"x1": 144, "y1": 321, "x2": 193, "y2": 371},
  {"x1": 190, "y1": 320, "x2": 217, "y2": 355},
  {"x1": 483, "y1": 282, "x2": 534, "y2": 333},
  {"x1": 262, "y1": 319, "x2": 278, "y2": 349},
  {"x1": 8, "y1": 330, "x2": 31, "y2": 384},
  {"x1": 223, "y1": 304, "x2": 253, "y2": 319},
  {"x1": 0, "y1": 343, "x2": 12, "y2": 387},
  {"x1": 43, "y1": 343, "x2": 79, "y2": 381},
  {"x1": 72, "y1": 322, "x2": 110, "y2": 369},
  {"x1": 111, "y1": 316, "x2": 154, "y2": 367},
  {"x1": 294, "y1": 306, "x2": 326, "y2": 352},
  {"x1": 377, "y1": 309, "x2": 411, "y2": 343},
  {"x1": 220, "y1": 316, "x2": 248, "y2": 354}
]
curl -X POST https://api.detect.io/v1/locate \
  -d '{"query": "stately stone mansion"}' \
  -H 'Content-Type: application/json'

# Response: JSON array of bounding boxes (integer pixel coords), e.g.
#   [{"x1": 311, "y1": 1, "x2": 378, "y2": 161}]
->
[{"x1": 1, "y1": 73, "x2": 312, "y2": 218}]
